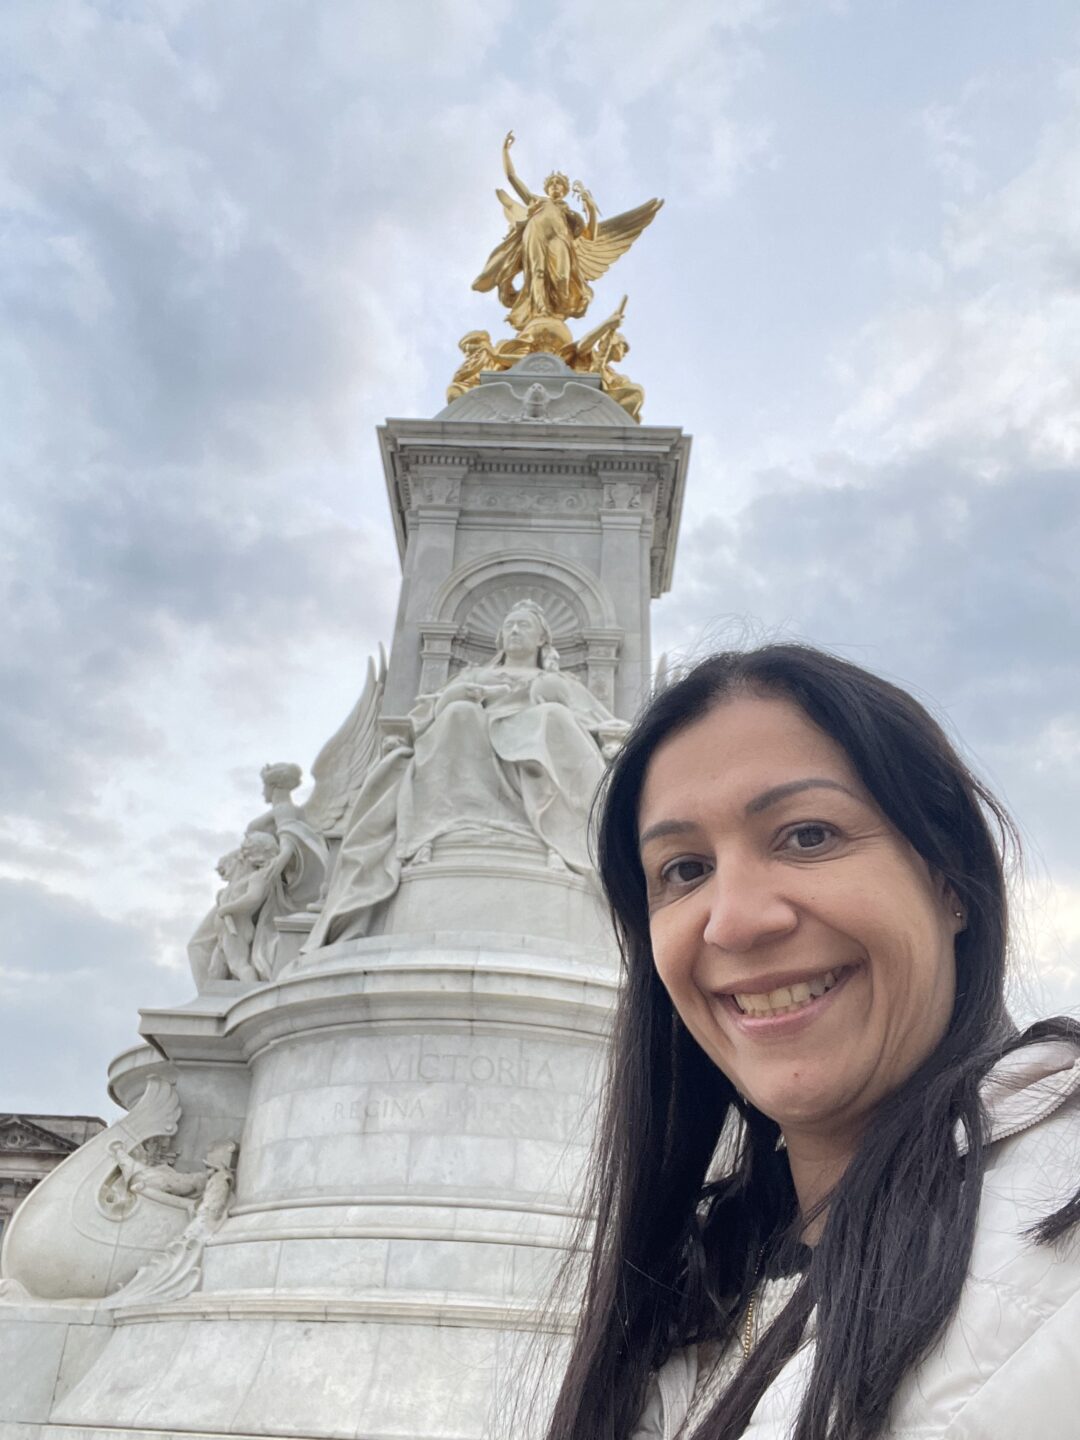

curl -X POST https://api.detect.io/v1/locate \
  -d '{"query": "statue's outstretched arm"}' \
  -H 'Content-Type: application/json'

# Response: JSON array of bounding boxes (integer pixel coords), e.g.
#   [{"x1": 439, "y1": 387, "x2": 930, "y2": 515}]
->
[
  {"x1": 502, "y1": 130, "x2": 533, "y2": 206},
  {"x1": 574, "y1": 182, "x2": 599, "y2": 241}
]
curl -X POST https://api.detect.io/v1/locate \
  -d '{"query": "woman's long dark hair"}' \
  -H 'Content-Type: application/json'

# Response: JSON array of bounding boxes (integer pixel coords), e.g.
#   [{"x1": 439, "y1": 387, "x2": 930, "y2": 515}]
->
[{"x1": 545, "y1": 643, "x2": 1080, "y2": 1440}]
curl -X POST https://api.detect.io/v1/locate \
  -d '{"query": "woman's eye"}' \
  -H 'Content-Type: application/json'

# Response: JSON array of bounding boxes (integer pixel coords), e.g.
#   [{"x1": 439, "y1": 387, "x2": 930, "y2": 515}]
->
[
  {"x1": 781, "y1": 824, "x2": 835, "y2": 853},
  {"x1": 659, "y1": 857, "x2": 710, "y2": 886}
]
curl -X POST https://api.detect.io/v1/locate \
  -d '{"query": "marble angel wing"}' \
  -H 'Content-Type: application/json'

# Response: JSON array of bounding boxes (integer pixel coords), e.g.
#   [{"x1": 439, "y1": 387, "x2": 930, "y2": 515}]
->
[
  {"x1": 303, "y1": 646, "x2": 388, "y2": 838},
  {"x1": 557, "y1": 393, "x2": 629, "y2": 426},
  {"x1": 575, "y1": 198, "x2": 664, "y2": 283},
  {"x1": 441, "y1": 382, "x2": 522, "y2": 421},
  {"x1": 496, "y1": 187, "x2": 528, "y2": 227}
]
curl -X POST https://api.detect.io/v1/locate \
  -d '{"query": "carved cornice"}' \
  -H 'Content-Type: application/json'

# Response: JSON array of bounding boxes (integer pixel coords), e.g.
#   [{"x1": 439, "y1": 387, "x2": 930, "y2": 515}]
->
[{"x1": 379, "y1": 418, "x2": 691, "y2": 594}]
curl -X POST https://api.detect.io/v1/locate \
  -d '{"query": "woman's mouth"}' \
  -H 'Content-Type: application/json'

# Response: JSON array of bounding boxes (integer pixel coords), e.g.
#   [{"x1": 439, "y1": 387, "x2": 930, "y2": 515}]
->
[{"x1": 728, "y1": 965, "x2": 857, "y2": 1018}]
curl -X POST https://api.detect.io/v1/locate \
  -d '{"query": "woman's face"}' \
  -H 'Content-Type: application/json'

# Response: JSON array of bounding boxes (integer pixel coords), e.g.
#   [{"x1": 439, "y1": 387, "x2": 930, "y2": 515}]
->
[
  {"x1": 637, "y1": 693, "x2": 961, "y2": 1149},
  {"x1": 501, "y1": 608, "x2": 544, "y2": 661}
]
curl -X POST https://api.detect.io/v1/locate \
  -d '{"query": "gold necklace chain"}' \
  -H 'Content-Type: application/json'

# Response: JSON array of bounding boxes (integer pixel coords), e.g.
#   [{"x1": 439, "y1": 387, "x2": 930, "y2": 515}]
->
[{"x1": 740, "y1": 1245, "x2": 767, "y2": 1360}]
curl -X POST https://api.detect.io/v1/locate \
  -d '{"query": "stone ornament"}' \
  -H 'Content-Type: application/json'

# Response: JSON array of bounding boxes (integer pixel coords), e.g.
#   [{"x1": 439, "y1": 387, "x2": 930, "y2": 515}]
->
[
  {"x1": 100, "y1": 1140, "x2": 239, "y2": 1308},
  {"x1": 99, "y1": 1138, "x2": 205, "y2": 1219},
  {"x1": 187, "y1": 649, "x2": 389, "y2": 989},
  {"x1": 0, "y1": 1078, "x2": 195, "y2": 1301},
  {"x1": 306, "y1": 599, "x2": 629, "y2": 949}
]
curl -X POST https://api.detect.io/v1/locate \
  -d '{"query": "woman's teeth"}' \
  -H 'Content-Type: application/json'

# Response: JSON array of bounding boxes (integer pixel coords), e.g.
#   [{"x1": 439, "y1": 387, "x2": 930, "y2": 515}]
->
[{"x1": 733, "y1": 968, "x2": 843, "y2": 1016}]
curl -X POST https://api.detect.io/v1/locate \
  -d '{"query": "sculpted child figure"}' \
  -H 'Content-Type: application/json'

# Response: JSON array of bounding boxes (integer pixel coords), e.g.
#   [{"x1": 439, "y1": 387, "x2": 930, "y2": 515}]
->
[{"x1": 187, "y1": 763, "x2": 329, "y2": 987}]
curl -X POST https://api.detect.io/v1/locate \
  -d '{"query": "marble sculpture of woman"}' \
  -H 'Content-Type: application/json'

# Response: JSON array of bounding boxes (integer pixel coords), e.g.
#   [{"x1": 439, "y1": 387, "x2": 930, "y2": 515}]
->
[
  {"x1": 307, "y1": 600, "x2": 628, "y2": 947},
  {"x1": 188, "y1": 764, "x2": 329, "y2": 985}
]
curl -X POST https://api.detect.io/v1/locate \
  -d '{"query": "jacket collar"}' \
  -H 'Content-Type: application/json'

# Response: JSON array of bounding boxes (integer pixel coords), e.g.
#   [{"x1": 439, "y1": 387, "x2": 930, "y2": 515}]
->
[{"x1": 956, "y1": 1035, "x2": 1080, "y2": 1155}]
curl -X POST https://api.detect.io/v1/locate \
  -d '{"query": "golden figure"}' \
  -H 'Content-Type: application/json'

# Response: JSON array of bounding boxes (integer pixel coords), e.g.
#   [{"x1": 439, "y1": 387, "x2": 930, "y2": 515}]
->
[
  {"x1": 570, "y1": 297, "x2": 645, "y2": 422},
  {"x1": 446, "y1": 331, "x2": 511, "y2": 402},
  {"x1": 472, "y1": 131, "x2": 662, "y2": 333}
]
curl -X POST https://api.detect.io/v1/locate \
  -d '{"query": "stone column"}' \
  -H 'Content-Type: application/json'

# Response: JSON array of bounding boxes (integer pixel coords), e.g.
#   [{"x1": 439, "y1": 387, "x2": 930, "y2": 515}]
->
[
  {"x1": 383, "y1": 464, "x2": 467, "y2": 716},
  {"x1": 597, "y1": 472, "x2": 651, "y2": 717}
]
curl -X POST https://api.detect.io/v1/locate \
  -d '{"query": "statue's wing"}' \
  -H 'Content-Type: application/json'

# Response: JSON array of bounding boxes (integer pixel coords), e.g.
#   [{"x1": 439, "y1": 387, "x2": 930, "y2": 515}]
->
[
  {"x1": 575, "y1": 199, "x2": 663, "y2": 282},
  {"x1": 117, "y1": 1076, "x2": 184, "y2": 1149},
  {"x1": 441, "y1": 382, "x2": 520, "y2": 422},
  {"x1": 497, "y1": 187, "x2": 528, "y2": 227},
  {"x1": 557, "y1": 393, "x2": 624, "y2": 425},
  {"x1": 303, "y1": 646, "x2": 387, "y2": 837}
]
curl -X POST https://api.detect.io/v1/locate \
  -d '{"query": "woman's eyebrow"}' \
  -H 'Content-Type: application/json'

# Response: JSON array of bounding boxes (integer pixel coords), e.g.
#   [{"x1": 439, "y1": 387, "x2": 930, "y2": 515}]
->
[
  {"x1": 638, "y1": 779, "x2": 859, "y2": 851},
  {"x1": 746, "y1": 777, "x2": 857, "y2": 814},
  {"x1": 638, "y1": 818, "x2": 697, "y2": 851}
]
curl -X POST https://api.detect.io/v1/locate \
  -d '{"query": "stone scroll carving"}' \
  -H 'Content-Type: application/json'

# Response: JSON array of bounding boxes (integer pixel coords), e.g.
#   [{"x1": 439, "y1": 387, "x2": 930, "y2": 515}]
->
[
  {"x1": 306, "y1": 600, "x2": 629, "y2": 950},
  {"x1": 187, "y1": 649, "x2": 389, "y2": 990}
]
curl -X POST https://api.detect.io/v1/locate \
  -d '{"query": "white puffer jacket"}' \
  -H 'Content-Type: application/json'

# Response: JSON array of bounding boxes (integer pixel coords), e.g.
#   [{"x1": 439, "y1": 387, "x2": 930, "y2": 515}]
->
[{"x1": 632, "y1": 1037, "x2": 1080, "y2": 1439}]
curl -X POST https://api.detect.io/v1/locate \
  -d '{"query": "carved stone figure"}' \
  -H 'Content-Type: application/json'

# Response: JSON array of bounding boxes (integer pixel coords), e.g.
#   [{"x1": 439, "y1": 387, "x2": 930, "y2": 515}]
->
[
  {"x1": 307, "y1": 600, "x2": 629, "y2": 948},
  {"x1": 182, "y1": 654, "x2": 391, "y2": 989},
  {"x1": 188, "y1": 827, "x2": 294, "y2": 985},
  {"x1": 101, "y1": 1140, "x2": 239, "y2": 1307},
  {"x1": 187, "y1": 833, "x2": 280, "y2": 984},
  {"x1": 105, "y1": 1140, "x2": 206, "y2": 1209},
  {"x1": 185, "y1": 654, "x2": 389, "y2": 988},
  {"x1": 472, "y1": 131, "x2": 662, "y2": 333}
]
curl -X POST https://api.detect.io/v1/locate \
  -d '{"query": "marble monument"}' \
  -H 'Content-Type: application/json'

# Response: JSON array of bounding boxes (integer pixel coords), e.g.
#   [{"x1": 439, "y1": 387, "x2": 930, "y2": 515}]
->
[{"x1": 0, "y1": 134, "x2": 690, "y2": 1440}]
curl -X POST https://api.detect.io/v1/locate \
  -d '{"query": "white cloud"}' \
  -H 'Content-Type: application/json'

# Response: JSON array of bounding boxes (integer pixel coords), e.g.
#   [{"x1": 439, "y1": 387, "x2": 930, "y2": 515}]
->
[{"x1": 834, "y1": 65, "x2": 1080, "y2": 466}]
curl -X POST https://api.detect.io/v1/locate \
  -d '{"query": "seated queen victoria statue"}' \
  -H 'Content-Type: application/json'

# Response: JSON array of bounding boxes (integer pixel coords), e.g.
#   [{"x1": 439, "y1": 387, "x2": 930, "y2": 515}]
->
[{"x1": 307, "y1": 600, "x2": 628, "y2": 947}]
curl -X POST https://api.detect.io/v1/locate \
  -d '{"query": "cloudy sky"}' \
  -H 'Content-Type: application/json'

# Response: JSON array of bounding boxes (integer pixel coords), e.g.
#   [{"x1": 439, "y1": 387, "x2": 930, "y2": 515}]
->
[{"x1": 3, "y1": 0, "x2": 1079, "y2": 1117}]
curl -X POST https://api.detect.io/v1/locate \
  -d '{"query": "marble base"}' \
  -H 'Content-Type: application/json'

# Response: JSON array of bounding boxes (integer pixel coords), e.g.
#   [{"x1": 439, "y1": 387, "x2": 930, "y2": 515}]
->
[{"x1": 1, "y1": 933, "x2": 609, "y2": 1438}]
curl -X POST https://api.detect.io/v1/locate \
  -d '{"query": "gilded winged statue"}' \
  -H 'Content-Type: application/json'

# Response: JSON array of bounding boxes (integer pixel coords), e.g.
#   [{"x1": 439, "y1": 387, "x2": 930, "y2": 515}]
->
[{"x1": 472, "y1": 131, "x2": 662, "y2": 332}]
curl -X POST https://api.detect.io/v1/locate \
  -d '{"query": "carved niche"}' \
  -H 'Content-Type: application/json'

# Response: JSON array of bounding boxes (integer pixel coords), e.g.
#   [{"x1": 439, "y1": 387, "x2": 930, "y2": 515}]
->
[{"x1": 418, "y1": 552, "x2": 624, "y2": 710}]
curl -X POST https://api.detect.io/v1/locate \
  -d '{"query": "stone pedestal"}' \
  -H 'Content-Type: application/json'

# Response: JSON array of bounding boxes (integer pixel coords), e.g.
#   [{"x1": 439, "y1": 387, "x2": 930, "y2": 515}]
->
[{"x1": 20, "y1": 926, "x2": 612, "y2": 1438}]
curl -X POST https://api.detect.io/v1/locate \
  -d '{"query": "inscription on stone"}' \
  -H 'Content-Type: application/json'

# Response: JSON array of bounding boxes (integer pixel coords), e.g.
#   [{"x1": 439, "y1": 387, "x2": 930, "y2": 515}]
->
[
  {"x1": 326, "y1": 1048, "x2": 581, "y2": 1141},
  {"x1": 384, "y1": 1051, "x2": 555, "y2": 1087}
]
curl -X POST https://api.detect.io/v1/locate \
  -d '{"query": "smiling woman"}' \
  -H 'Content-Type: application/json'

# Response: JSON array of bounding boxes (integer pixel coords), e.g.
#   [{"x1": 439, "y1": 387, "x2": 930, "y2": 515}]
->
[{"x1": 543, "y1": 645, "x2": 1080, "y2": 1440}]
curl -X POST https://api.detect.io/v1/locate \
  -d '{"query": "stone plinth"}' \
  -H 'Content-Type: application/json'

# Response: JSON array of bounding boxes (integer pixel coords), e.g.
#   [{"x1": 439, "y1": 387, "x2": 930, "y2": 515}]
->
[{"x1": 13, "y1": 932, "x2": 611, "y2": 1438}]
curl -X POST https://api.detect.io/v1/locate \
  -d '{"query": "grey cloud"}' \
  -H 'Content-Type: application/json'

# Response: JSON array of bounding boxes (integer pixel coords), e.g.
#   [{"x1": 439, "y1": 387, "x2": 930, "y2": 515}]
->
[
  {"x1": 657, "y1": 452, "x2": 1080, "y2": 869},
  {"x1": 1, "y1": 484, "x2": 396, "y2": 837},
  {"x1": 0, "y1": 878, "x2": 190, "y2": 1115}
]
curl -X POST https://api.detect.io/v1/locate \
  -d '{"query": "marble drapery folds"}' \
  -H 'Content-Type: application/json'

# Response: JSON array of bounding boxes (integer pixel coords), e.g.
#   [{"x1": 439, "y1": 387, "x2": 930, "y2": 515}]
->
[{"x1": 308, "y1": 602, "x2": 625, "y2": 948}]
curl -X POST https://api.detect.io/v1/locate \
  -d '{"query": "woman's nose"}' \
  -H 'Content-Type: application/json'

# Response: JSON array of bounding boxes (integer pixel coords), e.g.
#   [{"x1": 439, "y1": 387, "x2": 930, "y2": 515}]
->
[{"x1": 700, "y1": 863, "x2": 798, "y2": 954}]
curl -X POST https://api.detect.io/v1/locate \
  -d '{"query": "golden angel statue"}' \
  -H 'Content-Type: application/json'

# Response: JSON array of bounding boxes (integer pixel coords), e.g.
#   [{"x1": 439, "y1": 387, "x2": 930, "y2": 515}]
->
[{"x1": 472, "y1": 130, "x2": 662, "y2": 332}]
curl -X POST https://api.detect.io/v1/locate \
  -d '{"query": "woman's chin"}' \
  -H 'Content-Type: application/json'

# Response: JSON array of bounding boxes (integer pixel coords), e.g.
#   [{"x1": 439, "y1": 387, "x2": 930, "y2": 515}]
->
[{"x1": 748, "y1": 1071, "x2": 867, "y2": 1137}]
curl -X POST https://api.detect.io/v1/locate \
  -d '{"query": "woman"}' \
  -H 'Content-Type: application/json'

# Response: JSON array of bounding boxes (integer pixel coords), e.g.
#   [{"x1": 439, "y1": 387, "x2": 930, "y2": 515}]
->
[
  {"x1": 545, "y1": 644, "x2": 1080, "y2": 1439},
  {"x1": 473, "y1": 130, "x2": 599, "y2": 331},
  {"x1": 308, "y1": 600, "x2": 626, "y2": 945}
]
